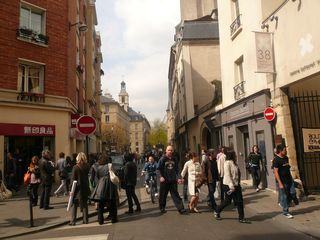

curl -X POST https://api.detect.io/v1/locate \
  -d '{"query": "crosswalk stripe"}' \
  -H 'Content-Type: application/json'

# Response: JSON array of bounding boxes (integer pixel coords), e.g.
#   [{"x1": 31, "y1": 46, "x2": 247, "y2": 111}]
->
[{"x1": 35, "y1": 234, "x2": 108, "y2": 240}]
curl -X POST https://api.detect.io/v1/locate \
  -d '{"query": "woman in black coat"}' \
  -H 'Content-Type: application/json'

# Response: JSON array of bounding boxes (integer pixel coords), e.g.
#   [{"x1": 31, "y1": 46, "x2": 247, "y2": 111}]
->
[
  {"x1": 69, "y1": 152, "x2": 90, "y2": 226},
  {"x1": 91, "y1": 154, "x2": 118, "y2": 224}
]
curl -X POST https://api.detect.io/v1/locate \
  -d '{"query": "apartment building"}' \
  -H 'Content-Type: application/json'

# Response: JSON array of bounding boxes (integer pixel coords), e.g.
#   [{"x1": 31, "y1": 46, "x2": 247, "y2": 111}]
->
[
  {"x1": 0, "y1": 0, "x2": 102, "y2": 175},
  {"x1": 168, "y1": 0, "x2": 221, "y2": 154}
]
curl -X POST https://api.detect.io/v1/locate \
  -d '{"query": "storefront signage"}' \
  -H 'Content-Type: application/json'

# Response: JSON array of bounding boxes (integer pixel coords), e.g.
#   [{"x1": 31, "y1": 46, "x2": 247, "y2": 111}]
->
[
  {"x1": 71, "y1": 113, "x2": 80, "y2": 128},
  {"x1": 302, "y1": 128, "x2": 320, "y2": 152},
  {"x1": 0, "y1": 123, "x2": 55, "y2": 136},
  {"x1": 289, "y1": 58, "x2": 320, "y2": 77}
]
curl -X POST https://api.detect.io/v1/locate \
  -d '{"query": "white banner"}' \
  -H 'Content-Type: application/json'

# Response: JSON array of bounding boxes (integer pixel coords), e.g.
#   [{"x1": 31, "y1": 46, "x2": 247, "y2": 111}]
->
[
  {"x1": 302, "y1": 128, "x2": 320, "y2": 152},
  {"x1": 255, "y1": 32, "x2": 275, "y2": 73}
]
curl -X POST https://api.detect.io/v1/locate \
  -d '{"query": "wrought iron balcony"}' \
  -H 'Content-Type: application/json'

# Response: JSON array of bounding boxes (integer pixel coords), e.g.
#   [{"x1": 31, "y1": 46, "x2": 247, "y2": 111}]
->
[
  {"x1": 230, "y1": 15, "x2": 241, "y2": 36},
  {"x1": 233, "y1": 81, "x2": 245, "y2": 100},
  {"x1": 16, "y1": 28, "x2": 49, "y2": 45},
  {"x1": 17, "y1": 92, "x2": 45, "y2": 102}
]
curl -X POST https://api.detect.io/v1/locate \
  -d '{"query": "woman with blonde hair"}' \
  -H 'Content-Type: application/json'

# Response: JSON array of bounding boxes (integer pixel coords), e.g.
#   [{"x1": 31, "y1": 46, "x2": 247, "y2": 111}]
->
[
  {"x1": 69, "y1": 152, "x2": 90, "y2": 226},
  {"x1": 181, "y1": 152, "x2": 202, "y2": 213}
]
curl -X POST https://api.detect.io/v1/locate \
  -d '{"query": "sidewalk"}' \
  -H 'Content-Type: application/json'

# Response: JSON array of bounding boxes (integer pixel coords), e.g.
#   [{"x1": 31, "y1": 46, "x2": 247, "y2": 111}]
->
[
  {"x1": 240, "y1": 181, "x2": 320, "y2": 239},
  {"x1": 0, "y1": 186, "x2": 127, "y2": 240}
]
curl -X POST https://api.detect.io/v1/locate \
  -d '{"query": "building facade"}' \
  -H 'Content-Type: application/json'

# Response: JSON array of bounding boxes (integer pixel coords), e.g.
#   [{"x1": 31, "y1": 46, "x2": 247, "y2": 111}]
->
[
  {"x1": 167, "y1": 1, "x2": 222, "y2": 156},
  {"x1": 261, "y1": 0, "x2": 320, "y2": 192},
  {"x1": 100, "y1": 94, "x2": 130, "y2": 153},
  {"x1": 0, "y1": 0, "x2": 102, "y2": 176}
]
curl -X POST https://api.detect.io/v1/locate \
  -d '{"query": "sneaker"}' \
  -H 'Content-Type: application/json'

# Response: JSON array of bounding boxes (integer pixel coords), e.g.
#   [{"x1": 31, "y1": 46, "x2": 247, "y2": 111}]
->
[
  {"x1": 155, "y1": 193, "x2": 158, "y2": 197},
  {"x1": 239, "y1": 218, "x2": 251, "y2": 224},
  {"x1": 278, "y1": 203, "x2": 282, "y2": 208},
  {"x1": 256, "y1": 188, "x2": 260, "y2": 192},
  {"x1": 283, "y1": 213, "x2": 294, "y2": 219},
  {"x1": 214, "y1": 211, "x2": 221, "y2": 220},
  {"x1": 145, "y1": 185, "x2": 149, "y2": 189}
]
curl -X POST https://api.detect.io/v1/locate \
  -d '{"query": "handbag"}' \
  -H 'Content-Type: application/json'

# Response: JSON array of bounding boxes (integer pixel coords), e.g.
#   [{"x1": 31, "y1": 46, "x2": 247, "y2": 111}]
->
[
  {"x1": 24, "y1": 171, "x2": 31, "y2": 186},
  {"x1": 108, "y1": 163, "x2": 119, "y2": 185},
  {"x1": 109, "y1": 170, "x2": 119, "y2": 185}
]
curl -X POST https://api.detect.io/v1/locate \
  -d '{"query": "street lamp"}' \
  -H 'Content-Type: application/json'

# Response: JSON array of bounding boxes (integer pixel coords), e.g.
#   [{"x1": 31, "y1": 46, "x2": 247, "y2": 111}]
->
[{"x1": 69, "y1": 22, "x2": 88, "y2": 32}]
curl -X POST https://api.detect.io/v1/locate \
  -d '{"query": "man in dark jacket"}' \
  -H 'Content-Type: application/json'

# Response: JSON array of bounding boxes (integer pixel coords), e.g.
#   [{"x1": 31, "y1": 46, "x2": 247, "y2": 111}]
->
[
  {"x1": 124, "y1": 153, "x2": 141, "y2": 214},
  {"x1": 39, "y1": 149, "x2": 55, "y2": 210},
  {"x1": 157, "y1": 145, "x2": 186, "y2": 214},
  {"x1": 201, "y1": 149, "x2": 219, "y2": 211}
]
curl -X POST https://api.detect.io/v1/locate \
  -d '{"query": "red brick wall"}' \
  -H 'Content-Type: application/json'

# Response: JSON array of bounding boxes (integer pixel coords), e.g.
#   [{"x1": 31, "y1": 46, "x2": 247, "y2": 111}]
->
[{"x1": 0, "y1": 0, "x2": 70, "y2": 98}]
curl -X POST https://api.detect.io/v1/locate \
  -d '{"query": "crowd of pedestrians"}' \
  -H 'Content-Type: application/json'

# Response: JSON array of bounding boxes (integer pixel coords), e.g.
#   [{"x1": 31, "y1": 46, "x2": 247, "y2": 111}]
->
[{"x1": 1, "y1": 141, "x2": 300, "y2": 227}]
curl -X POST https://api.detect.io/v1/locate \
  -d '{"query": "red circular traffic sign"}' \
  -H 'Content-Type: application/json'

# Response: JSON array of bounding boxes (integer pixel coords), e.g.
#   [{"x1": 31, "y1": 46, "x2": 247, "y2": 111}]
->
[
  {"x1": 264, "y1": 107, "x2": 276, "y2": 121},
  {"x1": 76, "y1": 115, "x2": 96, "y2": 135}
]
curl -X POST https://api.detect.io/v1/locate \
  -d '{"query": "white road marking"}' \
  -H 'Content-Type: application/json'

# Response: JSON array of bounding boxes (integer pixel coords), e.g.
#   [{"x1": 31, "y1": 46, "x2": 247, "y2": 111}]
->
[{"x1": 35, "y1": 234, "x2": 108, "y2": 240}]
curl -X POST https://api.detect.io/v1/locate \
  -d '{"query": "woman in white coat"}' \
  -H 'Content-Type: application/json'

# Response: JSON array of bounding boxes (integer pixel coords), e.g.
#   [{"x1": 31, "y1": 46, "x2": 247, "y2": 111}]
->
[{"x1": 181, "y1": 152, "x2": 202, "y2": 213}]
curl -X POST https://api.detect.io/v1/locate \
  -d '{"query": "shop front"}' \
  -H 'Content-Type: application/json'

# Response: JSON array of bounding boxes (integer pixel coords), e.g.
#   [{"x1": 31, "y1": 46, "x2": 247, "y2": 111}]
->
[
  {"x1": 220, "y1": 89, "x2": 276, "y2": 190},
  {"x1": 0, "y1": 123, "x2": 55, "y2": 182}
]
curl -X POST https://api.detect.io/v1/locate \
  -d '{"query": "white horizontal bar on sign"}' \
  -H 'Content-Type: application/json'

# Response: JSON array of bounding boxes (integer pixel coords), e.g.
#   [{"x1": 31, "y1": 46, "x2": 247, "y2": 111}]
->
[{"x1": 79, "y1": 123, "x2": 95, "y2": 127}]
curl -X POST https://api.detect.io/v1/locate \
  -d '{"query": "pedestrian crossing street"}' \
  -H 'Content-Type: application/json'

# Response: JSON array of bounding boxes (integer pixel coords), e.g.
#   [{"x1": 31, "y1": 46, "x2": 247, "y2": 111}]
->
[{"x1": 34, "y1": 234, "x2": 108, "y2": 240}]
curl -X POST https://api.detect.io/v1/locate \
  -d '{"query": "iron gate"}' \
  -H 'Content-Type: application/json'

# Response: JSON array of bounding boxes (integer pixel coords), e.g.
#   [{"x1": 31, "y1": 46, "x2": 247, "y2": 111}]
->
[{"x1": 290, "y1": 91, "x2": 320, "y2": 193}]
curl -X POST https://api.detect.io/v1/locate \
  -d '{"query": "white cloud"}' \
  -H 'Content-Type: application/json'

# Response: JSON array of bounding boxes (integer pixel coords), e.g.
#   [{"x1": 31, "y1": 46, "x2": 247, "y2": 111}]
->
[{"x1": 96, "y1": 0, "x2": 180, "y2": 123}]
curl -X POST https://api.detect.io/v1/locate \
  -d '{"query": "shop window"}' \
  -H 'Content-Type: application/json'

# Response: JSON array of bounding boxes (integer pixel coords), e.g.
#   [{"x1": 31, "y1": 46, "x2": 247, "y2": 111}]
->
[{"x1": 18, "y1": 62, "x2": 44, "y2": 94}]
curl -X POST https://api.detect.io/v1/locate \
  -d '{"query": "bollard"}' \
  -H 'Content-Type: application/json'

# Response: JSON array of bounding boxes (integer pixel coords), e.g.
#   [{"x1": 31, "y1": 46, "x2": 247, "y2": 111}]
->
[{"x1": 27, "y1": 185, "x2": 34, "y2": 227}]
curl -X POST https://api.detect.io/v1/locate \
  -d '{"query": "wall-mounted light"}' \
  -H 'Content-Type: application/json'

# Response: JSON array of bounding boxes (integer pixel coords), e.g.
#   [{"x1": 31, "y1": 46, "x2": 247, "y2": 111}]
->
[
  {"x1": 69, "y1": 22, "x2": 88, "y2": 32},
  {"x1": 261, "y1": 23, "x2": 269, "y2": 32}
]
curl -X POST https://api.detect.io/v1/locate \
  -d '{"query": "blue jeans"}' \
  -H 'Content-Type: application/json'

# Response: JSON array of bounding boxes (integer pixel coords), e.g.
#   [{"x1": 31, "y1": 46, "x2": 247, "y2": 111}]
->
[
  {"x1": 279, "y1": 181, "x2": 296, "y2": 214},
  {"x1": 250, "y1": 166, "x2": 261, "y2": 189}
]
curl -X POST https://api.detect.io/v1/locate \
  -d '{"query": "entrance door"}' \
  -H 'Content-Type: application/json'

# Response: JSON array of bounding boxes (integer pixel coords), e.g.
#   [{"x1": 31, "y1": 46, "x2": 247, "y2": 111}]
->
[{"x1": 236, "y1": 125, "x2": 250, "y2": 179}]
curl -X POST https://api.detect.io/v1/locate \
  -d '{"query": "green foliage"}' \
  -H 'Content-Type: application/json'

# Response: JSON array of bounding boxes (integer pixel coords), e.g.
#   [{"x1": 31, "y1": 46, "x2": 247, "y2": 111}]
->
[{"x1": 148, "y1": 118, "x2": 167, "y2": 147}]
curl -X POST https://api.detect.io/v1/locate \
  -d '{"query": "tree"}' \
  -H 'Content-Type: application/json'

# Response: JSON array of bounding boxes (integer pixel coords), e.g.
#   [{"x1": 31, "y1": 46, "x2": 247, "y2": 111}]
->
[{"x1": 148, "y1": 118, "x2": 167, "y2": 149}]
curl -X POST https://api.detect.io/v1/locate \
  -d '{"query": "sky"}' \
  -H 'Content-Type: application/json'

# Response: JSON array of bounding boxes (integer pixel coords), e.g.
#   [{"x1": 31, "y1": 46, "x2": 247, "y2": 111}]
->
[{"x1": 95, "y1": 0, "x2": 181, "y2": 124}]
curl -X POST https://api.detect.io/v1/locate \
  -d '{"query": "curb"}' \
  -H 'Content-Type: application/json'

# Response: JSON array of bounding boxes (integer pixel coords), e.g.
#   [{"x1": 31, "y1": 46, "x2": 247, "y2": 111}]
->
[{"x1": 0, "y1": 198, "x2": 127, "y2": 240}]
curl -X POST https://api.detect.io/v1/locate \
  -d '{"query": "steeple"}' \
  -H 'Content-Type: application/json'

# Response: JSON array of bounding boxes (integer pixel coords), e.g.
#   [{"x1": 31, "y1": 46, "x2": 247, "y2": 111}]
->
[{"x1": 118, "y1": 81, "x2": 129, "y2": 112}]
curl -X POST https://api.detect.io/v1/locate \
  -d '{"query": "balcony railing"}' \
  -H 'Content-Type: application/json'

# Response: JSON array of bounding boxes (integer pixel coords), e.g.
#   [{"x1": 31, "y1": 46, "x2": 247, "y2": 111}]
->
[
  {"x1": 16, "y1": 28, "x2": 49, "y2": 45},
  {"x1": 233, "y1": 81, "x2": 245, "y2": 100},
  {"x1": 17, "y1": 92, "x2": 45, "y2": 102},
  {"x1": 230, "y1": 15, "x2": 241, "y2": 36}
]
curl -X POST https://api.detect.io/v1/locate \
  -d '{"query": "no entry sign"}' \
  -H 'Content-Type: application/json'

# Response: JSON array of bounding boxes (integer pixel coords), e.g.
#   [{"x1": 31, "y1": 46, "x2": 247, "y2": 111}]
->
[
  {"x1": 76, "y1": 115, "x2": 96, "y2": 135},
  {"x1": 264, "y1": 107, "x2": 276, "y2": 121}
]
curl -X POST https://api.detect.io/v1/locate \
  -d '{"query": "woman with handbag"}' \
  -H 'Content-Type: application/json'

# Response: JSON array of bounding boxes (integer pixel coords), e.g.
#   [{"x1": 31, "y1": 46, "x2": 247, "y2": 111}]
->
[
  {"x1": 28, "y1": 156, "x2": 41, "y2": 206},
  {"x1": 90, "y1": 154, "x2": 118, "y2": 224},
  {"x1": 69, "y1": 152, "x2": 90, "y2": 226},
  {"x1": 181, "y1": 152, "x2": 202, "y2": 213}
]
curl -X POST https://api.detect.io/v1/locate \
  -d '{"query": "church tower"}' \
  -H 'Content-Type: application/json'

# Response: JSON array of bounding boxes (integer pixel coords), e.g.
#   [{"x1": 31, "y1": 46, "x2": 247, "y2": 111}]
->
[{"x1": 118, "y1": 81, "x2": 129, "y2": 112}]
